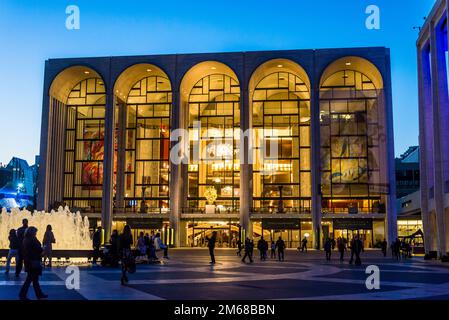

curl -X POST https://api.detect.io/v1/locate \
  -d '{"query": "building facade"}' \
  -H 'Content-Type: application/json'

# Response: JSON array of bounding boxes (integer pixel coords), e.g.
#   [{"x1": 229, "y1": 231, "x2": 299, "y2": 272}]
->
[
  {"x1": 417, "y1": 0, "x2": 449, "y2": 259},
  {"x1": 0, "y1": 157, "x2": 38, "y2": 210},
  {"x1": 38, "y1": 48, "x2": 397, "y2": 248},
  {"x1": 395, "y1": 146, "x2": 420, "y2": 199}
]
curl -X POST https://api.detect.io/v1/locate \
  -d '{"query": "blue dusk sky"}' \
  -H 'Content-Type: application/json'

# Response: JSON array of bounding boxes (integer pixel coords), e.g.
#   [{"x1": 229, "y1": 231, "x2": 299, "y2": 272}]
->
[{"x1": 0, "y1": 0, "x2": 435, "y2": 164}]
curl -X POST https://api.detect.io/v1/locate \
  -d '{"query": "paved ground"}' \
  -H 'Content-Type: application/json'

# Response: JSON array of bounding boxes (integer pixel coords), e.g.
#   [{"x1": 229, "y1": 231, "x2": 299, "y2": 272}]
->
[{"x1": 1, "y1": 249, "x2": 449, "y2": 300}]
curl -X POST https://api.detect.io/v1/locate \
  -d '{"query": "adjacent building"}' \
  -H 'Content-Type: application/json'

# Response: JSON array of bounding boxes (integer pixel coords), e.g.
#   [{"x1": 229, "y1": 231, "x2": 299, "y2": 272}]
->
[
  {"x1": 417, "y1": 0, "x2": 449, "y2": 259},
  {"x1": 38, "y1": 47, "x2": 397, "y2": 248},
  {"x1": 0, "y1": 157, "x2": 38, "y2": 210},
  {"x1": 395, "y1": 146, "x2": 420, "y2": 199}
]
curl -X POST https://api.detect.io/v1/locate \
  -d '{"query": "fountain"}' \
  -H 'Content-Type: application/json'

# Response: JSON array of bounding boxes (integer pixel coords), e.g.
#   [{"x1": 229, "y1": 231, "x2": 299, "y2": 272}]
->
[{"x1": 0, "y1": 206, "x2": 92, "y2": 250}]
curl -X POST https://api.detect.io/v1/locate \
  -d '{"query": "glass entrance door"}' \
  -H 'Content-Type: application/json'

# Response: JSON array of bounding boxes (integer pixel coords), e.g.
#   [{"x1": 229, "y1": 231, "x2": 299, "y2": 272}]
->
[
  {"x1": 334, "y1": 229, "x2": 373, "y2": 248},
  {"x1": 187, "y1": 221, "x2": 240, "y2": 247}
]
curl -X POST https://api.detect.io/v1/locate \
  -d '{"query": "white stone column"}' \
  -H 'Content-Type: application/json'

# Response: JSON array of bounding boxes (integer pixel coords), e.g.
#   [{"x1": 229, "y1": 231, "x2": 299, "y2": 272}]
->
[
  {"x1": 310, "y1": 77, "x2": 322, "y2": 249},
  {"x1": 240, "y1": 83, "x2": 252, "y2": 237},
  {"x1": 170, "y1": 89, "x2": 182, "y2": 247},
  {"x1": 430, "y1": 23, "x2": 449, "y2": 257},
  {"x1": 418, "y1": 44, "x2": 435, "y2": 254},
  {"x1": 101, "y1": 88, "x2": 116, "y2": 242}
]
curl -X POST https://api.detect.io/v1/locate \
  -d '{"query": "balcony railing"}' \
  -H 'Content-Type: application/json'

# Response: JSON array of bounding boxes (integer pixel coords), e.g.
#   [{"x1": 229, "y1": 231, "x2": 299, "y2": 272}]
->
[
  {"x1": 114, "y1": 206, "x2": 169, "y2": 215},
  {"x1": 181, "y1": 207, "x2": 239, "y2": 214},
  {"x1": 251, "y1": 207, "x2": 311, "y2": 214}
]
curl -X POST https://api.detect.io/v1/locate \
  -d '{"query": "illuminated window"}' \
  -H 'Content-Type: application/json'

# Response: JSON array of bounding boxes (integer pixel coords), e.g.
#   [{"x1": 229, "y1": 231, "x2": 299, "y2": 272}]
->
[
  {"x1": 320, "y1": 68, "x2": 382, "y2": 214},
  {"x1": 187, "y1": 74, "x2": 240, "y2": 210},
  {"x1": 124, "y1": 76, "x2": 171, "y2": 212},
  {"x1": 64, "y1": 78, "x2": 106, "y2": 210},
  {"x1": 252, "y1": 71, "x2": 311, "y2": 212}
]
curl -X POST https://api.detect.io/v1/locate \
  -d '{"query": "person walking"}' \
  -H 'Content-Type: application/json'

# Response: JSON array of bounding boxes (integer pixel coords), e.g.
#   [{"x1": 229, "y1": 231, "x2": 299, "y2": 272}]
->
[
  {"x1": 349, "y1": 235, "x2": 364, "y2": 265},
  {"x1": 137, "y1": 232, "x2": 146, "y2": 257},
  {"x1": 109, "y1": 230, "x2": 120, "y2": 266},
  {"x1": 42, "y1": 225, "x2": 56, "y2": 268},
  {"x1": 92, "y1": 226, "x2": 102, "y2": 266},
  {"x1": 19, "y1": 227, "x2": 47, "y2": 300},
  {"x1": 257, "y1": 237, "x2": 267, "y2": 261},
  {"x1": 241, "y1": 237, "x2": 254, "y2": 263},
  {"x1": 270, "y1": 241, "x2": 276, "y2": 259},
  {"x1": 15, "y1": 218, "x2": 28, "y2": 277},
  {"x1": 337, "y1": 237, "x2": 346, "y2": 262},
  {"x1": 324, "y1": 238, "x2": 332, "y2": 261},
  {"x1": 381, "y1": 239, "x2": 388, "y2": 257},
  {"x1": 300, "y1": 237, "x2": 308, "y2": 252},
  {"x1": 5, "y1": 229, "x2": 20, "y2": 275},
  {"x1": 207, "y1": 231, "x2": 217, "y2": 264},
  {"x1": 276, "y1": 236, "x2": 286, "y2": 262},
  {"x1": 119, "y1": 225, "x2": 134, "y2": 285},
  {"x1": 393, "y1": 238, "x2": 401, "y2": 260},
  {"x1": 236, "y1": 238, "x2": 243, "y2": 257},
  {"x1": 155, "y1": 233, "x2": 169, "y2": 259}
]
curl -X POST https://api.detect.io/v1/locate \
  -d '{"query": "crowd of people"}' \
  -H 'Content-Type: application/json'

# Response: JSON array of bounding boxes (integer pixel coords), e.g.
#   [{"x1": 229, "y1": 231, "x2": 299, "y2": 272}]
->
[
  {"x1": 3, "y1": 219, "x2": 416, "y2": 300},
  {"x1": 4, "y1": 218, "x2": 53, "y2": 300}
]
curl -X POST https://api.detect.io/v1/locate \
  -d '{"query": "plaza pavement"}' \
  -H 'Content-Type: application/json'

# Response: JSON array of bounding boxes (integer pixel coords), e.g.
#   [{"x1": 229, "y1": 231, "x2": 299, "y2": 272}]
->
[{"x1": 1, "y1": 249, "x2": 449, "y2": 300}]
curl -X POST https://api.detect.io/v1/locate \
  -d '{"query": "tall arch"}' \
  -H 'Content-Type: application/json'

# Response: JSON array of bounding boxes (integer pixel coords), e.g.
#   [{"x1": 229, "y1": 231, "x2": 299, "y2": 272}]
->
[
  {"x1": 180, "y1": 61, "x2": 241, "y2": 211},
  {"x1": 48, "y1": 66, "x2": 106, "y2": 212},
  {"x1": 319, "y1": 56, "x2": 386, "y2": 231},
  {"x1": 249, "y1": 59, "x2": 312, "y2": 213},
  {"x1": 114, "y1": 64, "x2": 172, "y2": 213}
]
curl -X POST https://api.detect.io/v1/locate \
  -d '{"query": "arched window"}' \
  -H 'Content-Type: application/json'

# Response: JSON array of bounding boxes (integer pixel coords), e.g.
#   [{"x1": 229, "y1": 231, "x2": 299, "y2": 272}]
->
[
  {"x1": 114, "y1": 65, "x2": 172, "y2": 213},
  {"x1": 186, "y1": 71, "x2": 240, "y2": 211},
  {"x1": 64, "y1": 77, "x2": 106, "y2": 210},
  {"x1": 250, "y1": 60, "x2": 311, "y2": 213},
  {"x1": 320, "y1": 57, "x2": 383, "y2": 215}
]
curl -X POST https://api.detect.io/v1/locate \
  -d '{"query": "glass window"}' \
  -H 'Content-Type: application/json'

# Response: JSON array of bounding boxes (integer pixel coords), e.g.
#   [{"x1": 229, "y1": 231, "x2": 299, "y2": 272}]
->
[
  {"x1": 320, "y1": 69, "x2": 383, "y2": 213},
  {"x1": 252, "y1": 72, "x2": 311, "y2": 213},
  {"x1": 124, "y1": 76, "x2": 171, "y2": 212}
]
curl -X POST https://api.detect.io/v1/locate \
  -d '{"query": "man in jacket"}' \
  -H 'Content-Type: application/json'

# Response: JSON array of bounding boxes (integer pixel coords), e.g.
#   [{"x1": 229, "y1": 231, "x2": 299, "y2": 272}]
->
[
  {"x1": 276, "y1": 236, "x2": 286, "y2": 262},
  {"x1": 15, "y1": 219, "x2": 28, "y2": 277},
  {"x1": 92, "y1": 227, "x2": 102, "y2": 266}
]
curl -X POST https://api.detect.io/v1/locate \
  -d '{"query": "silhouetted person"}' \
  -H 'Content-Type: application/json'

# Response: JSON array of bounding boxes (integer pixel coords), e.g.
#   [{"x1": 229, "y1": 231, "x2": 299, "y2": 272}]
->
[
  {"x1": 110, "y1": 230, "x2": 120, "y2": 266},
  {"x1": 92, "y1": 226, "x2": 102, "y2": 266},
  {"x1": 207, "y1": 231, "x2": 217, "y2": 264},
  {"x1": 381, "y1": 239, "x2": 388, "y2": 257},
  {"x1": 324, "y1": 238, "x2": 332, "y2": 261},
  {"x1": 270, "y1": 241, "x2": 276, "y2": 259},
  {"x1": 236, "y1": 238, "x2": 242, "y2": 257},
  {"x1": 119, "y1": 225, "x2": 134, "y2": 285},
  {"x1": 276, "y1": 237, "x2": 286, "y2": 262},
  {"x1": 5, "y1": 229, "x2": 19, "y2": 275},
  {"x1": 242, "y1": 237, "x2": 254, "y2": 263},
  {"x1": 393, "y1": 238, "x2": 401, "y2": 260},
  {"x1": 337, "y1": 237, "x2": 346, "y2": 262},
  {"x1": 19, "y1": 227, "x2": 47, "y2": 300},
  {"x1": 15, "y1": 218, "x2": 28, "y2": 277},
  {"x1": 349, "y1": 235, "x2": 364, "y2": 265},
  {"x1": 257, "y1": 237, "x2": 268, "y2": 261},
  {"x1": 42, "y1": 225, "x2": 55, "y2": 268},
  {"x1": 300, "y1": 237, "x2": 308, "y2": 252}
]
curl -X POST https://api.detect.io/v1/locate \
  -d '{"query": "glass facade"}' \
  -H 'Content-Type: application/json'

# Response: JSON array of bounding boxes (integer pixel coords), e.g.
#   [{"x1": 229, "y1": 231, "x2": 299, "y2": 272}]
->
[
  {"x1": 45, "y1": 52, "x2": 393, "y2": 248},
  {"x1": 252, "y1": 72, "x2": 311, "y2": 213},
  {"x1": 124, "y1": 76, "x2": 172, "y2": 212},
  {"x1": 187, "y1": 74, "x2": 241, "y2": 211},
  {"x1": 64, "y1": 78, "x2": 106, "y2": 211},
  {"x1": 320, "y1": 70, "x2": 383, "y2": 214}
]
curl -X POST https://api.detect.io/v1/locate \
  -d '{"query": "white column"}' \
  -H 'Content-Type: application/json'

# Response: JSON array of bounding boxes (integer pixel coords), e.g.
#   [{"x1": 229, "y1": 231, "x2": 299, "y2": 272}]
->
[
  {"x1": 418, "y1": 44, "x2": 435, "y2": 254},
  {"x1": 240, "y1": 83, "x2": 252, "y2": 237},
  {"x1": 430, "y1": 23, "x2": 449, "y2": 257},
  {"x1": 101, "y1": 88, "x2": 116, "y2": 242},
  {"x1": 311, "y1": 77, "x2": 322, "y2": 249}
]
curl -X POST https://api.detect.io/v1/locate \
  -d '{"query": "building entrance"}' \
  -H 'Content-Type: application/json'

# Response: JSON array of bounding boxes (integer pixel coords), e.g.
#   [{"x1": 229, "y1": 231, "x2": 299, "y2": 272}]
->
[
  {"x1": 334, "y1": 229, "x2": 373, "y2": 249},
  {"x1": 186, "y1": 220, "x2": 240, "y2": 248}
]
